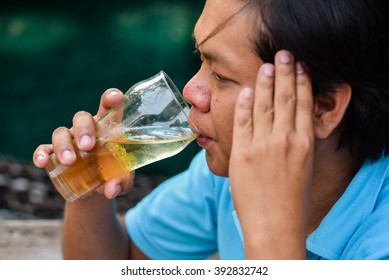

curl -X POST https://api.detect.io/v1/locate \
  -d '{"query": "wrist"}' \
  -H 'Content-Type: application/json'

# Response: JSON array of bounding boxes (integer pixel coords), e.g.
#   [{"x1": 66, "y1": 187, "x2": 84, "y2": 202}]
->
[
  {"x1": 242, "y1": 224, "x2": 306, "y2": 259},
  {"x1": 64, "y1": 191, "x2": 116, "y2": 214}
]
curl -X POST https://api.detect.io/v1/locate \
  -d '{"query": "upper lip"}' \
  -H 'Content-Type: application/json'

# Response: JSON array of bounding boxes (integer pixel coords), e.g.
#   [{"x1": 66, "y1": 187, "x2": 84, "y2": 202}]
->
[
  {"x1": 197, "y1": 131, "x2": 213, "y2": 140},
  {"x1": 188, "y1": 119, "x2": 200, "y2": 135},
  {"x1": 188, "y1": 115, "x2": 212, "y2": 139},
  {"x1": 191, "y1": 126, "x2": 200, "y2": 136},
  {"x1": 191, "y1": 127, "x2": 210, "y2": 140}
]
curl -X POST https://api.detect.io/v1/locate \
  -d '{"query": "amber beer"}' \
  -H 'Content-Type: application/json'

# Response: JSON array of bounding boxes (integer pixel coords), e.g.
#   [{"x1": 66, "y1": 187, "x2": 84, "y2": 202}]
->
[{"x1": 46, "y1": 126, "x2": 195, "y2": 201}]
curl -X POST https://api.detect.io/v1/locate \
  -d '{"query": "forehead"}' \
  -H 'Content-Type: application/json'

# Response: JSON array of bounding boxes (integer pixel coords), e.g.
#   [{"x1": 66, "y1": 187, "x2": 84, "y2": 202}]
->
[
  {"x1": 194, "y1": 0, "x2": 248, "y2": 45},
  {"x1": 192, "y1": 0, "x2": 262, "y2": 85}
]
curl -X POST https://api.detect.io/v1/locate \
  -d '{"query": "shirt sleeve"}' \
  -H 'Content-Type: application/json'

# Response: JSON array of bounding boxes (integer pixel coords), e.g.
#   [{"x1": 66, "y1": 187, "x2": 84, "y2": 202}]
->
[{"x1": 125, "y1": 150, "x2": 219, "y2": 260}]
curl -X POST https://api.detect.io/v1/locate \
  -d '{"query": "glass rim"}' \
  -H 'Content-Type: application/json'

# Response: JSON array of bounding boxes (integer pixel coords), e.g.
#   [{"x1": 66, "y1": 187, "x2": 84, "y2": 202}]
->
[
  {"x1": 160, "y1": 71, "x2": 188, "y2": 113},
  {"x1": 159, "y1": 70, "x2": 197, "y2": 132}
]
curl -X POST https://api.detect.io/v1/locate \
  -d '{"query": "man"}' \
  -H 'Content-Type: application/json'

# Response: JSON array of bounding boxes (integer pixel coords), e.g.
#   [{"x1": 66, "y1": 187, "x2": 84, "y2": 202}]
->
[{"x1": 34, "y1": 0, "x2": 389, "y2": 259}]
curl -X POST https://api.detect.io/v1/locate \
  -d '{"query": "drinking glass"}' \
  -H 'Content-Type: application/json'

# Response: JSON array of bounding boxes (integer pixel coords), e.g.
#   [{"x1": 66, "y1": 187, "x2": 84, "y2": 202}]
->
[{"x1": 45, "y1": 71, "x2": 196, "y2": 202}]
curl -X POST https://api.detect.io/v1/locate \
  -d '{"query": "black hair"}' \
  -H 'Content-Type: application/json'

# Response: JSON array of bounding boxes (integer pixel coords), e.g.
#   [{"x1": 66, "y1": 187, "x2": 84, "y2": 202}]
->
[{"x1": 246, "y1": 0, "x2": 389, "y2": 163}]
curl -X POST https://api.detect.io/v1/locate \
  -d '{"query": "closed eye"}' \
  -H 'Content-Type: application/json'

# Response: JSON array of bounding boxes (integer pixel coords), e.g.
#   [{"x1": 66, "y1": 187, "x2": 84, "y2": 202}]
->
[
  {"x1": 193, "y1": 48, "x2": 235, "y2": 84},
  {"x1": 211, "y1": 72, "x2": 229, "y2": 82}
]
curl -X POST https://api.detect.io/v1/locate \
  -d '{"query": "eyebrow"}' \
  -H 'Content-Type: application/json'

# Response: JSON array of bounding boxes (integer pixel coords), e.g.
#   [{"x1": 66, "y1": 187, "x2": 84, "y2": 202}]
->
[{"x1": 192, "y1": 32, "x2": 228, "y2": 64}]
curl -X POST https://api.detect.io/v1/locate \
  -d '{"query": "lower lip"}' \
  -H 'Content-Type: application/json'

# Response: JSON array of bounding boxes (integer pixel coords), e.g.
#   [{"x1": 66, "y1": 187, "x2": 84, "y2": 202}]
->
[{"x1": 197, "y1": 135, "x2": 212, "y2": 148}]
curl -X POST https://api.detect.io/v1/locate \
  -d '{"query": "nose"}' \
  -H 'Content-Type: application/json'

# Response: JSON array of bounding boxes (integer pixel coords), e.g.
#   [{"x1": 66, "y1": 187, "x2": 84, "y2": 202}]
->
[{"x1": 183, "y1": 72, "x2": 210, "y2": 113}]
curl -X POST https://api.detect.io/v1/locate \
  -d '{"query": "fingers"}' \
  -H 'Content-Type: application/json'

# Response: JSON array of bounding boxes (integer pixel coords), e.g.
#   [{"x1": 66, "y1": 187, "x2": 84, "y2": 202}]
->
[
  {"x1": 50, "y1": 106, "x2": 102, "y2": 167},
  {"x1": 72, "y1": 111, "x2": 96, "y2": 151},
  {"x1": 72, "y1": 89, "x2": 124, "y2": 151},
  {"x1": 253, "y1": 63, "x2": 275, "y2": 136},
  {"x1": 234, "y1": 50, "x2": 311, "y2": 144},
  {"x1": 95, "y1": 89, "x2": 124, "y2": 119},
  {"x1": 33, "y1": 144, "x2": 54, "y2": 168},
  {"x1": 233, "y1": 88, "x2": 254, "y2": 146},
  {"x1": 52, "y1": 111, "x2": 96, "y2": 165},
  {"x1": 33, "y1": 128, "x2": 75, "y2": 168},
  {"x1": 34, "y1": 89, "x2": 124, "y2": 168},
  {"x1": 295, "y1": 62, "x2": 314, "y2": 134},
  {"x1": 51, "y1": 127, "x2": 77, "y2": 166},
  {"x1": 33, "y1": 88, "x2": 132, "y2": 202},
  {"x1": 254, "y1": 50, "x2": 313, "y2": 134},
  {"x1": 103, "y1": 172, "x2": 135, "y2": 199},
  {"x1": 273, "y1": 50, "x2": 297, "y2": 132}
]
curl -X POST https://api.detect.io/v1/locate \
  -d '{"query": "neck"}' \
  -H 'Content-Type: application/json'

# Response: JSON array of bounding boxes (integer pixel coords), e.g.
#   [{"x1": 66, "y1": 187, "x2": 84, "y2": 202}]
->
[{"x1": 307, "y1": 141, "x2": 362, "y2": 236}]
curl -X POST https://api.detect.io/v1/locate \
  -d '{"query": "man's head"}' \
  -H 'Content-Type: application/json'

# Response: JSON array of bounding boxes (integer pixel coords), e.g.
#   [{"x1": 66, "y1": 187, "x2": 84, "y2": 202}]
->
[{"x1": 184, "y1": 0, "x2": 389, "y2": 176}]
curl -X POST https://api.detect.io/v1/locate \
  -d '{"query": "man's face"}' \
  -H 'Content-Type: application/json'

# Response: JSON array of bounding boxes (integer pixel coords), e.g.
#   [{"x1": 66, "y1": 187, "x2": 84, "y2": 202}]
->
[{"x1": 183, "y1": 0, "x2": 262, "y2": 176}]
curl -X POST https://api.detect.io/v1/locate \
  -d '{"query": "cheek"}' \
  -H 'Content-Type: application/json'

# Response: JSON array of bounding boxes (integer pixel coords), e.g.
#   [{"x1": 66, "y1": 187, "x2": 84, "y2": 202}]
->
[{"x1": 213, "y1": 95, "x2": 236, "y2": 150}]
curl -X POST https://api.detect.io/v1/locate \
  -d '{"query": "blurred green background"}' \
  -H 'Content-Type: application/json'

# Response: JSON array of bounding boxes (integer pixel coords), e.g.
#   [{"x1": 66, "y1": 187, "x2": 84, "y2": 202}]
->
[{"x1": 0, "y1": 0, "x2": 203, "y2": 177}]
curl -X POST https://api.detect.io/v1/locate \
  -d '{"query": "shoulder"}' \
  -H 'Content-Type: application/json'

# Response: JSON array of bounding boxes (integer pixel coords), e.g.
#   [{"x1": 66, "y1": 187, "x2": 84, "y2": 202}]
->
[
  {"x1": 307, "y1": 156, "x2": 389, "y2": 259},
  {"x1": 342, "y1": 156, "x2": 389, "y2": 259}
]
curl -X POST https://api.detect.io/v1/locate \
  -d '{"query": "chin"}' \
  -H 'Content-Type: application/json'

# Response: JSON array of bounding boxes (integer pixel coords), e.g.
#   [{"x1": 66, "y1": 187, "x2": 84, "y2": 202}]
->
[{"x1": 205, "y1": 152, "x2": 229, "y2": 177}]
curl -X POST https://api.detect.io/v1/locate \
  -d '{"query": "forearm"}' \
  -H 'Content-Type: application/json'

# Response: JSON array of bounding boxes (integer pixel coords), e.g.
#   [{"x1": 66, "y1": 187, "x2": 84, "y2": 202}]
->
[
  {"x1": 62, "y1": 194, "x2": 130, "y2": 259},
  {"x1": 240, "y1": 195, "x2": 308, "y2": 260}
]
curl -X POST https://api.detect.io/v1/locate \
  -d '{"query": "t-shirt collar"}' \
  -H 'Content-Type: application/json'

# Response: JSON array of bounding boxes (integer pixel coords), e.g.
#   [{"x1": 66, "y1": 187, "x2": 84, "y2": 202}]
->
[{"x1": 306, "y1": 156, "x2": 389, "y2": 259}]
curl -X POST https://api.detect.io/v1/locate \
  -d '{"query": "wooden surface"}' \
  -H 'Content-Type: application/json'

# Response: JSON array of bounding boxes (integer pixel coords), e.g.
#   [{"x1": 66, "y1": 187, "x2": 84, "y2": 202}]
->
[{"x1": 0, "y1": 220, "x2": 63, "y2": 260}]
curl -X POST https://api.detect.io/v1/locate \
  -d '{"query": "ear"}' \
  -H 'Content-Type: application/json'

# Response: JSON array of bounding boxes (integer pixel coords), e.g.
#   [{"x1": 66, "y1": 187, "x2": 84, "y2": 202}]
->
[{"x1": 314, "y1": 84, "x2": 352, "y2": 139}]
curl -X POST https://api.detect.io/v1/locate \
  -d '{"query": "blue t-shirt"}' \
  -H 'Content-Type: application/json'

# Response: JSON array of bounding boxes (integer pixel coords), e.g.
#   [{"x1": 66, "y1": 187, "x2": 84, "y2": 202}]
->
[{"x1": 125, "y1": 150, "x2": 389, "y2": 259}]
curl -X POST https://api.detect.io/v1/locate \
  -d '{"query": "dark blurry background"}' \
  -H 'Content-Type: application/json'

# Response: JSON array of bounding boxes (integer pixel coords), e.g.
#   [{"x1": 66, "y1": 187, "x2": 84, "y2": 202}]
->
[
  {"x1": 0, "y1": 0, "x2": 202, "y2": 174},
  {"x1": 0, "y1": 0, "x2": 203, "y2": 219}
]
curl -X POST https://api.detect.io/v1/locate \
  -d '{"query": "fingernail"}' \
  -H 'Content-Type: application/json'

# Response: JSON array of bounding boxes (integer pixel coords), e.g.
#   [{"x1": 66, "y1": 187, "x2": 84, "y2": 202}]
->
[
  {"x1": 79, "y1": 135, "x2": 93, "y2": 147},
  {"x1": 262, "y1": 64, "x2": 274, "y2": 77},
  {"x1": 37, "y1": 154, "x2": 45, "y2": 163},
  {"x1": 296, "y1": 62, "x2": 305, "y2": 75},
  {"x1": 62, "y1": 150, "x2": 75, "y2": 162},
  {"x1": 241, "y1": 88, "x2": 253, "y2": 100},
  {"x1": 279, "y1": 51, "x2": 292, "y2": 64},
  {"x1": 108, "y1": 90, "x2": 119, "y2": 96},
  {"x1": 112, "y1": 185, "x2": 122, "y2": 198}
]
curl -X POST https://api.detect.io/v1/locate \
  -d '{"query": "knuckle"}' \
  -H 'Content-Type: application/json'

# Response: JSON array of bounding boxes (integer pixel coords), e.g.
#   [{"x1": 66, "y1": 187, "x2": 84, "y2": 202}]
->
[
  {"x1": 35, "y1": 144, "x2": 50, "y2": 153},
  {"x1": 234, "y1": 106, "x2": 252, "y2": 128},
  {"x1": 117, "y1": 173, "x2": 134, "y2": 191},
  {"x1": 297, "y1": 73, "x2": 310, "y2": 86},
  {"x1": 271, "y1": 134, "x2": 292, "y2": 153},
  {"x1": 297, "y1": 99, "x2": 313, "y2": 112},
  {"x1": 297, "y1": 135, "x2": 313, "y2": 151},
  {"x1": 53, "y1": 126, "x2": 69, "y2": 135},
  {"x1": 236, "y1": 116, "x2": 251, "y2": 128},
  {"x1": 251, "y1": 141, "x2": 270, "y2": 157},
  {"x1": 35, "y1": 144, "x2": 45, "y2": 151},
  {"x1": 257, "y1": 103, "x2": 274, "y2": 114},
  {"x1": 273, "y1": 134, "x2": 289, "y2": 146},
  {"x1": 277, "y1": 91, "x2": 296, "y2": 105},
  {"x1": 52, "y1": 127, "x2": 73, "y2": 148},
  {"x1": 73, "y1": 111, "x2": 92, "y2": 122},
  {"x1": 238, "y1": 149, "x2": 256, "y2": 164}
]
